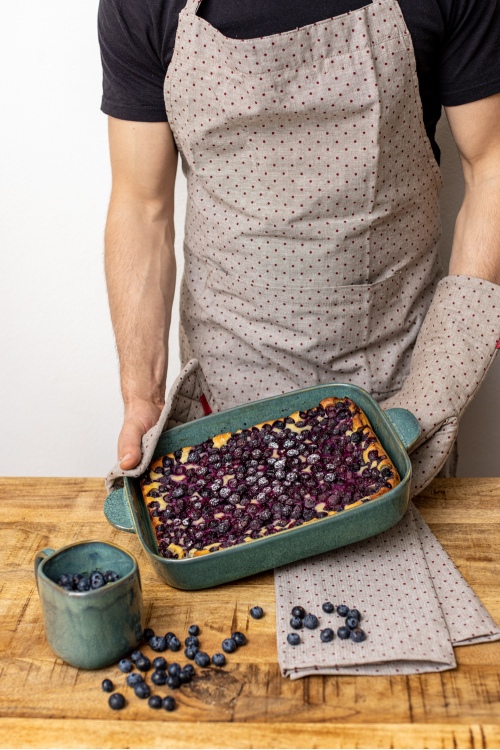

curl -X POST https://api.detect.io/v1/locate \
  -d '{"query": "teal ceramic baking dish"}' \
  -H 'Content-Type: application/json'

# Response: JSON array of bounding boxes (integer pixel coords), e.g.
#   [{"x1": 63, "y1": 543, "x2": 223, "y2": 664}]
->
[{"x1": 104, "y1": 383, "x2": 420, "y2": 590}]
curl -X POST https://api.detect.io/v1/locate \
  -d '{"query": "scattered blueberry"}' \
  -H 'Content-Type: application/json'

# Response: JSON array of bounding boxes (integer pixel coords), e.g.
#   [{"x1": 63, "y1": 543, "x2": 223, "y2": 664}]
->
[
  {"x1": 130, "y1": 650, "x2": 143, "y2": 663},
  {"x1": 287, "y1": 633, "x2": 301, "y2": 646},
  {"x1": 148, "y1": 695, "x2": 162, "y2": 709},
  {"x1": 346, "y1": 616, "x2": 359, "y2": 630},
  {"x1": 231, "y1": 632, "x2": 247, "y2": 646},
  {"x1": 166, "y1": 674, "x2": 181, "y2": 689},
  {"x1": 348, "y1": 609, "x2": 361, "y2": 621},
  {"x1": 118, "y1": 658, "x2": 133, "y2": 673},
  {"x1": 164, "y1": 631, "x2": 175, "y2": 643},
  {"x1": 152, "y1": 657, "x2": 167, "y2": 671},
  {"x1": 336, "y1": 604, "x2": 349, "y2": 617},
  {"x1": 188, "y1": 624, "x2": 200, "y2": 636},
  {"x1": 212, "y1": 653, "x2": 226, "y2": 667},
  {"x1": 350, "y1": 628, "x2": 366, "y2": 643},
  {"x1": 184, "y1": 646, "x2": 199, "y2": 660},
  {"x1": 152, "y1": 669, "x2": 167, "y2": 686},
  {"x1": 167, "y1": 663, "x2": 181, "y2": 677},
  {"x1": 143, "y1": 627, "x2": 155, "y2": 641},
  {"x1": 179, "y1": 667, "x2": 193, "y2": 683},
  {"x1": 250, "y1": 606, "x2": 264, "y2": 619},
  {"x1": 126, "y1": 673, "x2": 143, "y2": 687},
  {"x1": 320, "y1": 628, "x2": 334, "y2": 643},
  {"x1": 108, "y1": 693, "x2": 125, "y2": 710},
  {"x1": 291, "y1": 606, "x2": 306, "y2": 619},
  {"x1": 168, "y1": 636, "x2": 181, "y2": 652},
  {"x1": 149, "y1": 635, "x2": 167, "y2": 652},
  {"x1": 134, "y1": 682, "x2": 151, "y2": 699},
  {"x1": 184, "y1": 635, "x2": 199, "y2": 648},
  {"x1": 182, "y1": 663, "x2": 194, "y2": 677},
  {"x1": 222, "y1": 638, "x2": 237, "y2": 653},
  {"x1": 194, "y1": 651, "x2": 211, "y2": 667},
  {"x1": 337, "y1": 626, "x2": 351, "y2": 640},
  {"x1": 303, "y1": 614, "x2": 319, "y2": 630},
  {"x1": 322, "y1": 602, "x2": 335, "y2": 614},
  {"x1": 136, "y1": 656, "x2": 151, "y2": 672},
  {"x1": 162, "y1": 696, "x2": 176, "y2": 711},
  {"x1": 101, "y1": 679, "x2": 113, "y2": 693},
  {"x1": 290, "y1": 616, "x2": 303, "y2": 630}
]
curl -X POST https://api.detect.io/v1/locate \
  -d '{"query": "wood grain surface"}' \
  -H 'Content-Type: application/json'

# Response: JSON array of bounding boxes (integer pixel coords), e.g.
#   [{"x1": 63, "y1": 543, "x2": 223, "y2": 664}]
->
[{"x1": 0, "y1": 477, "x2": 499, "y2": 749}]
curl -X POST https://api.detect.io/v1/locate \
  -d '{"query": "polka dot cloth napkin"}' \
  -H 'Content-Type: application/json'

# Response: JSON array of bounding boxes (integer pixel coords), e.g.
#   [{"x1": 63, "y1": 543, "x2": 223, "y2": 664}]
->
[{"x1": 275, "y1": 503, "x2": 500, "y2": 678}]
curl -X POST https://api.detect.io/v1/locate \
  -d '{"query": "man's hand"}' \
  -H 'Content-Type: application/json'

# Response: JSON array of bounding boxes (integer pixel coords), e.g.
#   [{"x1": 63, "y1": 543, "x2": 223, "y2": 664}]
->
[{"x1": 118, "y1": 399, "x2": 164, "y2": 470}]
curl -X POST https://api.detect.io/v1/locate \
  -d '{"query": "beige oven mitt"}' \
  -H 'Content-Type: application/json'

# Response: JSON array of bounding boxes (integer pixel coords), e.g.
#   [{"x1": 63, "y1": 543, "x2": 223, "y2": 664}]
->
[
  {"x1": 381, "y1": 275, "x2": 500, "y2": 497},
  {"x1": 105, "y1": 359, "x2": 219, "y2": 492}
]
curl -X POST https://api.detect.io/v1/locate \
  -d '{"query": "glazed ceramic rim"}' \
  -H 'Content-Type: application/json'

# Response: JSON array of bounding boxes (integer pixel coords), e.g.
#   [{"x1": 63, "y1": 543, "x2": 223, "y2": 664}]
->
[{"x1": 36, "y1": 539, "x2": 139, "y2": 595}]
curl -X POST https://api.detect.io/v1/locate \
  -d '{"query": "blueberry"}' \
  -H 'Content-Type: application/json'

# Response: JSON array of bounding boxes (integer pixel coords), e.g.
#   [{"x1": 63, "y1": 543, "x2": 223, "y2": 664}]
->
[
  {"x1": 118, "y1": 658, "x2": 133, "y2": 673},
  {"x1": 108, "y1": 693, "x2": 125, "y2": 710},
  {"x1": 212, "y1": 653, "x2": 226, "y2": 667},
  {"x1": 250, "y1": 606, "x2": 264, "y2": 619},
  {"x1": 222, "y1": 638, "x2": 237, "y2": 653},
  {"x1": 350, "y1": 628, "x2": 366, "y2": 643},
  {"x1": 143, "y1": 627, "x2": 155, "y2": 641},
  {"x1": 130, "y1": 650, "x2": 143, "y2": 663},
  {"x1": 148, "y1": 695, "x2": 162, "y2": 709},
  {"x1": 182, "y1": 663, "x2": 195, "y2": 677},
  {"x1": 336, "y1": 604, "x2": 349, "y2": 617},
  {"x1": 303, "y1": 614, "x2": 319, "y2": 630},
  {"x1": 348, "y1": 609, "x2": 361, "y2": 621},
  {"x1": 126, "y1": 673, "x2": 143, "y2": 687},
  {"x1": 179, "y1": 667, "x2": 192, "y2": 684},
  {"x1": 350, "y1": 431, "x2": 363, "y2": 444},
  {"x1": 188, "y1": 624, "x2": 200, "y2": 636},
  {"x1": 136, "y1": 656, "x2": 151, "y2": 672},
  {"x1": 287, "y1": 633, "x2": 300, "y2": 646},
  {"x1": 322, "y1": 602, "x2": 335, "y2": 614},
  {"x1": 184, "y1": 635, "x2": 199, "y2": 648},
  {"x1": 90, "y1": 571, "x2": 105, "y2": 589},
  {"x1": 134, "y1": 682, "x2": 150, "y2": 699},
  {"x1": 291, "y1": 606, "x2": 306, "y2": 619},
  {"x1": 184, "y1": 646, "x2": 199, "y2": 660},
  {"x1": 151, "y1": 669, "x2": 167, "y2": 686},
  {"x1": 162, "y1": 696, "x2": 176, "y2": 711},
  {"x1": 337, "y1": 626, "x2": 351, "y2": 640},
  {"x1": 167, "y1": 663, "x2": 181, "y2": 677},
  {"x1": 290, "y1": 616, "x2": 303, "y2": 630},
  {"x1": 168, "y1": 636, "x2": 181, "y2": 652},
  {"x1": 231, "y1": 631, "x2": 247, "y2": 646},
  {"x1": 166, "y1": 674, "x2": 181, "y2": 689},
  {"x1": 149, "y1": 635, "x2": 167, "y2": 652},
  {"x1": 152, "y1": 657, "x2": 167, "y2": 671},
  {"x1": 194, "y1": 651, "x2": 211, "y2": 667},
  {"x1": 101, "y1": 678, "x2": 113, "y2": 692},
  {"x1": 320, "y1": 628, "x2": 334, "y2": 643},
  {"x1": 57, "y1": 574, "x2": 73, "y2": 587},
  {"x1": 346, "y1": 616, "x2": 359, "y2": 630},
  {"x1": 77, "y1": 577, "x2": 90, "y2": 592},
  {"x1": 164, "y1": 631, "x2": 175, "y2": 644},
  {"x1": 103, "y1": 570, "x2": 120, "y2": 583}
]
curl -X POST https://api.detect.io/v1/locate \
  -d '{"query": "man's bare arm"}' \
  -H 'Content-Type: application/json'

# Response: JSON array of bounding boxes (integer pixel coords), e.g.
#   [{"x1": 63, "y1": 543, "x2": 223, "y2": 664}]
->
[
  {"x1": 446, "y1": 93, "x2": 500, "y2": 284},
  {"x1": 105, "y1": 117, "x2": 178, "y2": 469}
]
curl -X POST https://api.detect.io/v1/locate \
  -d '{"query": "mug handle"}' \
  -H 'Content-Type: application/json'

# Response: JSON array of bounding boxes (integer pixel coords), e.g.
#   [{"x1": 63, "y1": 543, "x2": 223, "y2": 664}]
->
[{"x1": 34, "y1": 548, "x2": 55, "y2": 589}]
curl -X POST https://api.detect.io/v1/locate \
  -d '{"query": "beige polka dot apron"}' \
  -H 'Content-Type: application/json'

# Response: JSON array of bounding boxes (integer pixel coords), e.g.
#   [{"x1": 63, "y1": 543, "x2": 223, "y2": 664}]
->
[{"x1": 164, "y1": 0, "x2": 444, "y2": 411}]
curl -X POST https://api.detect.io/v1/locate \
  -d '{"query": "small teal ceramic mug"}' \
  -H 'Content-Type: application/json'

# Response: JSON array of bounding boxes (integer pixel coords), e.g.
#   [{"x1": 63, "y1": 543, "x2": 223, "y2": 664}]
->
[{"x1": 35, "y1": 540, "x2": 144, "y2": 669}]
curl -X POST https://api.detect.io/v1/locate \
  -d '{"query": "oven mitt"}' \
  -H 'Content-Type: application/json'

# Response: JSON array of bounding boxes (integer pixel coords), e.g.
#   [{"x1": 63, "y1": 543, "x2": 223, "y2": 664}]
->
[
  {"x1": 380, "y1": 275, "x2": 500, "y2": 497},
  {"x1": 105, "y1": 358, "x2": 219, "y2": 492}
]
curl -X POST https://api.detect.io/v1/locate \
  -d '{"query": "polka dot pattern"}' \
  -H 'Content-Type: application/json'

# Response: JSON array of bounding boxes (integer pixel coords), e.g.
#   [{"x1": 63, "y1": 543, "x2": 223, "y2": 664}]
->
[
  {"x1": 275, "y1": 503, "x2": 500, "y2": 678},
  {"x1": 164, "y1": 0, "x2": 444, "y2": 409},
  {"x1": 381, "y1": 275, "x2": 500, "y2": 498}
]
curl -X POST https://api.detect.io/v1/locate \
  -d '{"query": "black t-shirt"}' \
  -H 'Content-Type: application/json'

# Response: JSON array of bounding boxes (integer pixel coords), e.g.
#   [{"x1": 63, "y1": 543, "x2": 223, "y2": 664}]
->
[{"x1": 98, "y1": 0, "x2": 500, "y2": 161}]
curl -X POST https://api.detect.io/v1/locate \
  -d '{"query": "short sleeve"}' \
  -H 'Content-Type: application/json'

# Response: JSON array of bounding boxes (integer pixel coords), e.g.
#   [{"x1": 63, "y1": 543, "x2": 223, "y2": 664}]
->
[
  {"x1": 98, "y1": 0, "x2": 168, "y2": 122},
  {"x1": 440, "y1": 0, "x2": 500, "y2": 106}
]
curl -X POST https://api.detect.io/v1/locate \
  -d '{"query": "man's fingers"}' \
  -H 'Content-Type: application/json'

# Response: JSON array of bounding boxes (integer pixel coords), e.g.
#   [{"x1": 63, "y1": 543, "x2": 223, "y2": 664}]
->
[{"x1": 118, "y1": 417, "x2": 146, "y2": 470}]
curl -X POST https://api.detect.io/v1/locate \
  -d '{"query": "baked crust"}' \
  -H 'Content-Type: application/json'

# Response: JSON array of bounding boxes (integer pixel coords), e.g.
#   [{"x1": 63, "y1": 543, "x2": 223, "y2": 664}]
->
[{"x1": 141, "y1": 397, "x2": 400, "y2": 559}]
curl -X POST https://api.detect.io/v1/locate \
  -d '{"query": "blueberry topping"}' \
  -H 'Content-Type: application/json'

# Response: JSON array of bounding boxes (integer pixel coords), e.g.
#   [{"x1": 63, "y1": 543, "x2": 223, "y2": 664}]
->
[
  {"x1": 188, "y1": 624, "x2": 200, "y2": 636},
  {"x1": 337, "y1": 626, "x2": 351, "y2": 640},
  {"x1": 149, "y1": 635, "x2": 167, "y2": 652},
  {"x1": 346, "y1": 616, "x2": 359, "y2": 630},
  {"x1": 126, "y1": 673, "x2": 143, "y2": 687},
  {"x1": 287, "y1": 633, "x2": 301, "y2": 646},
  {"x1": 303, "y1": 614, "x2": 319, "y2": 630},
  {"x1": 162, "y1": 696, "x2": 176, "y2": 711},
  {"x1": 136, "y1": 656, "x2": 151, "y2": 672},
  {"x1": 152, "y1": 656, "x2": 167, "y2": 671},
  {"x1": 134, "y1": 682, "x2": 151, "y2": 699},
  {"x1": 194, "y1": 651, "x2": 211, "y2": 667},
  {"x1": 291, "y1": 606, "x2": 306, "y2": 619},
  {"x1": 350, "y1": 628, "x2": 366, "y2": 643},
  {"x1": 222, "y1": 638, "x2": 237, "y2": 653},
  {"x1": 101, "y1": 678, "x2": 113, "y2": 692},
  {"x1": 320, "y1": 628, "x2": 334, "y2": 643},
  {"x1": 118, "y1": 658, "x2": 133, "y2": 673},
  {"x1": 290, "y1": 616, "x2": 303, "y2": 630},
  {"x1": 148, "y1": 695, "x2": 162, "y2": 709},
  {"x1": 231, "y1": 631, "x2": 247, "y2": 646},
  {"x1": 151, "y1": 669, "x2": 167, "y2": 686},
  {"x1": 108, "y1": 693, "x2": 125, "y2": 710},
  {"x1": 250, "y1": 606, "x2": 264, "y2": 619},
  {"x1": 336, "y1": 604, "x2": 349, "y2": 617},
  {"x1": 212, "y1": 653, "x2": 226, "y2": 667},
  {"x1": 322, "y1": 602, "x2": 335, "y2": 614}
]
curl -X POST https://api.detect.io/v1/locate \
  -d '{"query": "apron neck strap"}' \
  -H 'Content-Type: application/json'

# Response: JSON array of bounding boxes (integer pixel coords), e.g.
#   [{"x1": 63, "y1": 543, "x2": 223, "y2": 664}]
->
[{"x1": 183, "y1": 0, "x2": 203, "y2": 16}]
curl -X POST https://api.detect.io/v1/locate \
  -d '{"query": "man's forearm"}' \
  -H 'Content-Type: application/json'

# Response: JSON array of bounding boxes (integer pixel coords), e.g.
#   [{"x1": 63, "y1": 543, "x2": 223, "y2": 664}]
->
[{"x1": 105, "y1": 196, "x2": 176, "y2": 407}]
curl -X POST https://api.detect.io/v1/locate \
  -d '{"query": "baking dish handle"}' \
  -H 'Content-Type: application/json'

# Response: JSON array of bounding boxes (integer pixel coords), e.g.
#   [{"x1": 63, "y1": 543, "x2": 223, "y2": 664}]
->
[
  {"x1": 383, "y1": 408, "x2": 421, "y2": 452},
  {"x1": 104, "y1": 488, "x2": 136, "y2": 534}
]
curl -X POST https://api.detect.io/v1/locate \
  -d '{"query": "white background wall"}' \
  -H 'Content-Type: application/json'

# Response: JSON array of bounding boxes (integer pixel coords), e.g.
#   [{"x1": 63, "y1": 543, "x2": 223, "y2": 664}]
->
[{"x1": 1, "y1": 0, "x2": 498, "y2": 478}]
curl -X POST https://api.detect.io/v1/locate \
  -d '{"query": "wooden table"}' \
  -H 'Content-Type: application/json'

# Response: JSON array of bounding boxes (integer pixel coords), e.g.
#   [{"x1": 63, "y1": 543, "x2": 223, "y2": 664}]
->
[{"x1": 1, "y1": 477, "x2": 500, "y2": 749}]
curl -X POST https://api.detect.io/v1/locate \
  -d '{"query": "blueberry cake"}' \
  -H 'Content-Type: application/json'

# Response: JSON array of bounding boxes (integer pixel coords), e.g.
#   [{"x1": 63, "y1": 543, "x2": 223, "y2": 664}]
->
[{"x1": 141, "y1": 397, "x2": 400, "y2": 559}]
